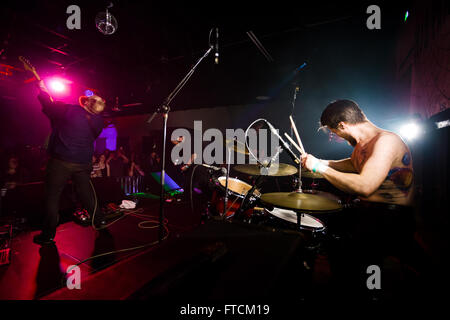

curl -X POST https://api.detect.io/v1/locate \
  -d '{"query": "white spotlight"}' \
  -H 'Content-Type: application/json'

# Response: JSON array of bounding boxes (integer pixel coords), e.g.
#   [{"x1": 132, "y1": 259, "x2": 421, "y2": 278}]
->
[{"x1": 399, "y1": 122, "x2": 422, "y2": 140}]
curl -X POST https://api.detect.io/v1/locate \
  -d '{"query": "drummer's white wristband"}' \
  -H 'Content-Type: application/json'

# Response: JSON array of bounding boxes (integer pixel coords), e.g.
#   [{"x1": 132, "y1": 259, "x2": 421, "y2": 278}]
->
[{"x1": 312, "y1": 159, "x2": 329, "y2": 174}]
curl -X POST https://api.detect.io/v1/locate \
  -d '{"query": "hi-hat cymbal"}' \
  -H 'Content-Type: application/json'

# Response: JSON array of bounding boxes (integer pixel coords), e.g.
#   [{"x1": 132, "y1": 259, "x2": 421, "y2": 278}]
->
[
  {"x1": 233, "y1": 163, "x2": 298, "y2": 176},
  {"x1": 261, "y1": 192, "x2": 342, "y2": 212},
  {"x1": 225, "y1": 139, "x2": 249, "y2": 155},
  {"x1": 301, "y1": 168, "x2": 324, "y2": 179}
]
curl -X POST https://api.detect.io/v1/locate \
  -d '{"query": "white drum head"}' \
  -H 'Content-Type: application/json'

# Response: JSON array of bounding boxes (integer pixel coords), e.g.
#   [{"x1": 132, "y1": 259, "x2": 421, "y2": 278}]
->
[{"x1": 266, "y1": 207, "x2": 324, "y2": 229}]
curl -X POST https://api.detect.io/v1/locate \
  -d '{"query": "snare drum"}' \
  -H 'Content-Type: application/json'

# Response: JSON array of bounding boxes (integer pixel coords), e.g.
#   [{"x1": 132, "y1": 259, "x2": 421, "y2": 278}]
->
[{"x1": 211, "y1": 176, "x2": 261, "y2": 218}]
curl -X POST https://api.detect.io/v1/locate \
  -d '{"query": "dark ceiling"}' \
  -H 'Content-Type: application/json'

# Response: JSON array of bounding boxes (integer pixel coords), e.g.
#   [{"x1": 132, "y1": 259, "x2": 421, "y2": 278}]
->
[{"x1": 1, "y1": 0, "x2": 412, "y2": 116}]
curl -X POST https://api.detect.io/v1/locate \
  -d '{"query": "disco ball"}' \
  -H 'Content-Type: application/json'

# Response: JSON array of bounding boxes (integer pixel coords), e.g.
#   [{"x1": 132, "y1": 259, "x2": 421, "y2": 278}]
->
[{"x1": 95, "y1": 10, "x2": 118, "y2": 35}]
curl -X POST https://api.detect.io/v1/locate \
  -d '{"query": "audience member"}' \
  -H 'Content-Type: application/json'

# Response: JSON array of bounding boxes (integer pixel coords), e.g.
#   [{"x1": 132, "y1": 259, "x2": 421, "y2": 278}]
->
[
  {"x1": 1, "y1": 155, "x2": 29, "y2": 189},
  {"x1": 97, "y1": 153, "x2": 107, "y2": 177},
  {"x1": 106, "y1": 147, "x2": 129, "y2": 177},
  {"x1": 129, "y1": 154, "x2": 145, "y2": 177},
  {"x1": 91, "y1": 155, "x2": 101, "y2": 178}
]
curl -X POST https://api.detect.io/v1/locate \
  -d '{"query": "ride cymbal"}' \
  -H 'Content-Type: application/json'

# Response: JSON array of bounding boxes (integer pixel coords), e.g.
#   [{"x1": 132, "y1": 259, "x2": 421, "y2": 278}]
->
[{"x1": 233, "y1": 163, "x2": 298, "y2": 176}]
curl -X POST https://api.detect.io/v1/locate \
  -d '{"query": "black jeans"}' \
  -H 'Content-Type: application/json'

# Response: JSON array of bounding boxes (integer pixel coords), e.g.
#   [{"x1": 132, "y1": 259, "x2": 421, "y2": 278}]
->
[{"x1": 42, "y1": 157, "x2": 97, "y2": 238}]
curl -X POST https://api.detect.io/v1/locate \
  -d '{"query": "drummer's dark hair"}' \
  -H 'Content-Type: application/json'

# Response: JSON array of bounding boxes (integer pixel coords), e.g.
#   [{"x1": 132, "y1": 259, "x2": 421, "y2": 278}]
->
[{"x1": 320, "y1": 99, "x2": 367, "y2": 130}]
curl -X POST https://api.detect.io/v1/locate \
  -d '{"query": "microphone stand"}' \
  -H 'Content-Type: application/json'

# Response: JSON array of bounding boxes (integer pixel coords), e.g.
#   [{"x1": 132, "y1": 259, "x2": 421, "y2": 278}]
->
[
  {"x1": 147, "y1": 46, "x2": 213, "y2": 242},
  {"x1": 289, "y1": 84, "x2": 299, "y2": 145},
  {"x1": 289, "y1": 61, "x2": 307, "y2": 146}
]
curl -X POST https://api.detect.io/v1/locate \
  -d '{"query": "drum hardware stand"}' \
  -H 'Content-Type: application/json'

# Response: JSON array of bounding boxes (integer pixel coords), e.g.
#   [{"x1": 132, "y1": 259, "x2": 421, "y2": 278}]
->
[
  {"x1": 294, "y1": 163, "x2": 304, "y2": 230},
  {"x1": 310, "y1": 178, "x2": 319, "y2": 190},
  {"x1": 232, "y1": 144, "x2": 281, "y2": 220},
  {"x1": 146, "y1": 46, "x2": 213, "y2": 242},
  {"x1": 295, "y1": 163, "x2": 303, "y2": 193},
  {"x1": 222, "y1": 147, "x2": 232, "y2": 219}
]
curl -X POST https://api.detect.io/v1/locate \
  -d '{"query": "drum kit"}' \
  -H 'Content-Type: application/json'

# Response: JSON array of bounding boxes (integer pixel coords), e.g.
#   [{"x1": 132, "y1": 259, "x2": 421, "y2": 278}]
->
[
  {"x1": 206, "y1": 122, "x2": 345, "y2": 245},
  {"x1": 209, "y1": 163, "x2": 341, "y2": 240}
]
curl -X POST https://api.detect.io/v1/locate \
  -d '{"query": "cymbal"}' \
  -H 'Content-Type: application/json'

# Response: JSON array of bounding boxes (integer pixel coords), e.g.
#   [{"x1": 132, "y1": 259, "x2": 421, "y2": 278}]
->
[
  {"x1": 302, "y1": 189, "x2": 341, "y2": 203},
  {"x1": 233, "y1": 163, "x2": 298, "y2": 176},
  {"x1": 261, "y1": 192, "x2": 342, "y2": 212},
  {"x1": 225, "y1": 139, "x2": 249, "y2": 155},
  {"x1": 301, "y1": 168, "x2": 324, "y2": 179}
]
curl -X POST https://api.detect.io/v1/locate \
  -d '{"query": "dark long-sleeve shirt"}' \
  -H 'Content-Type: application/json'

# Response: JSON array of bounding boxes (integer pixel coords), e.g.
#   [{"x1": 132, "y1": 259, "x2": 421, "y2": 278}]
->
[{"x1": 38, "y1": 91, "x2": 104, "y2": 164}]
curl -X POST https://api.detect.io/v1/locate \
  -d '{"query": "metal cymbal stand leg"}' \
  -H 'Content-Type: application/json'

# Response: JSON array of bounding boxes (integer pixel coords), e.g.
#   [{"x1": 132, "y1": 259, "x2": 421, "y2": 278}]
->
[
  {"x1": 296, "y1": 163, "x2": 303, "y2": 193},
  {"x1": 222, "y1": 148, "x2": 232, "y2": 219}
]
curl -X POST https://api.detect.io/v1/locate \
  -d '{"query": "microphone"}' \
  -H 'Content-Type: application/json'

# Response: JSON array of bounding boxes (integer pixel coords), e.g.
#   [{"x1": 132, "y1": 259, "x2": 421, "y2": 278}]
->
[
  {"x1": 146, "y1": 110, "x2": 158, "y2": 124},
  {"x1": 214, "y1": 28, "x2": 219, "y2": 64},
  {"x1": 200, "y1": 163, "x2": 227, "y2": 174},
  {"x1": 265, "y1": 120, "x2": 301, "y2": 165}
]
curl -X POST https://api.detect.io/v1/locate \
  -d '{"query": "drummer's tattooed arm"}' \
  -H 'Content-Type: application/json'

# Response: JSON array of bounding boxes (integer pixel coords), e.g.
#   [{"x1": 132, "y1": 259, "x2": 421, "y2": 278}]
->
[
  {"x1": 306, "y1": 134, "x2": 399, "y2": 197},
  {"x1": 321, "y1": 158, "x2": 358, "y2": 173}
]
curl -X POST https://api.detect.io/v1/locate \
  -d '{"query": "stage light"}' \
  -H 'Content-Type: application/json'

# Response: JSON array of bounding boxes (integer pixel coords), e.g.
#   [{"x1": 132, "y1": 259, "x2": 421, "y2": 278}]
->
[
  {"x1": 45, "y1": 77, "x2": 72, "y2": 95},
  {"x1": 49, "y1": 79, "x2": 66, "y2": 93},
  {"x1": 98, "y1": 124, "x2": 117, "y2": 151},
  {"x1": 435, "y1": 119, "x2": 450, "y2": 129},
  {"x1": 404, "y1": 11, "x2": 409, "y2": 22},
  {"x1": 85, "y1": 89, "x2": 94, "y2": 97},
  {"x1": 399, "y1": 122, "x2": 422, "y2": 140}
]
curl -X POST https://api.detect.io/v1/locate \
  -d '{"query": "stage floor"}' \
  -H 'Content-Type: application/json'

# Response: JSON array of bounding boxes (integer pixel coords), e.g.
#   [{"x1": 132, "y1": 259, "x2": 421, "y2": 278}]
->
[
  {"x1": 0, "y1": 195, "x2": 445, "y2": 302},
  {"x1": 0, "y1": 198, "x2": 201, "y2": 300}
]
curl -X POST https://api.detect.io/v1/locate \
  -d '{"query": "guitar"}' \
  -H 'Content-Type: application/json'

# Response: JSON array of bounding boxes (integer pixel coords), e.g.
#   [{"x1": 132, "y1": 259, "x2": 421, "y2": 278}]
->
[
  {"x1": 18, "y1": 56, "x2": 53, "y2": 102},
  {"x1": 19, "y1": 56, "x2": 41, "y2": 81}
]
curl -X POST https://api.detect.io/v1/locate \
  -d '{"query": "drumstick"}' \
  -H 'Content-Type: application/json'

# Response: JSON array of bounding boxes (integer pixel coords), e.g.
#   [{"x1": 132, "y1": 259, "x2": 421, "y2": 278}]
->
[
  {"x1": 289, "y1": 115, "x2": 305, "y2": 153},
  {"x1": 289, "y1": 115, "x2": 306, "y2": 154},
  {"x1": 284, "y1": 132, "x2": 303, "y2": 155}
]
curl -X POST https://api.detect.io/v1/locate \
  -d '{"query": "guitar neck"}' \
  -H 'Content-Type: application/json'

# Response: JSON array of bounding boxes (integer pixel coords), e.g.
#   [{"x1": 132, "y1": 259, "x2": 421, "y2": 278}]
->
[
  {"x1": 33, "y1": 71, "x2": 41, "y2": 81},
  {"x1": 19, "y1": 56, "x2": 53, "y2": 102}
]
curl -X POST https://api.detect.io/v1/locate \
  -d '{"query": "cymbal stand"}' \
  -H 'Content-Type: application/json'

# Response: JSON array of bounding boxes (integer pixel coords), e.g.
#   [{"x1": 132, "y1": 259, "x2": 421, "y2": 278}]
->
[
  {"x1": 295, "y1": 163, "x2": 303, "y2": 193},
  {"x1": 294, "y1": 163, "x2": 304, "y2": 229},
  {"x1": 222, "y1": 147, "x2": 232, "y2": 218}
]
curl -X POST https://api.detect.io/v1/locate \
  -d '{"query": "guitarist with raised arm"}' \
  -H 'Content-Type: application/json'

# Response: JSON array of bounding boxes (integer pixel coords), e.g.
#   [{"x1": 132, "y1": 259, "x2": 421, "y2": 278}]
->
[{"x1": 19, "y1": 57, "x2": 106, "y2": 245}]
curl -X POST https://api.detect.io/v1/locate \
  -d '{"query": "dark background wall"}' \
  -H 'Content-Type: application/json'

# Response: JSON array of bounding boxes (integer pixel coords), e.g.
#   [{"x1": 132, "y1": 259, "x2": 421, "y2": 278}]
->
[{"x1": 0, "y1": 1, "x2": 420, "y2": 156}]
